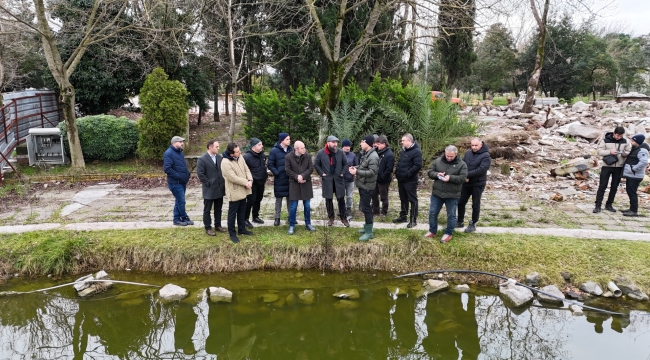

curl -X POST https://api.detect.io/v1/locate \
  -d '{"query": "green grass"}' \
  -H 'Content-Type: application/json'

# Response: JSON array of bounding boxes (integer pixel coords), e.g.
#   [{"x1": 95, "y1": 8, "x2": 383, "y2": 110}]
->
[
  {"x1": 2, "y1": 227, "x2": 650, "y2": 291},
  {"x1": 7, "y1": 158, "x2": 162, "y2": 178}
]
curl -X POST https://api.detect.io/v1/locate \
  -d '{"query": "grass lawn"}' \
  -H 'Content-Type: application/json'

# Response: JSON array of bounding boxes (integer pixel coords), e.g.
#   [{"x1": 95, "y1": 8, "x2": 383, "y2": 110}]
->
[{"x1": 2, "y1": 227, "x2": 649, "y2": 292}]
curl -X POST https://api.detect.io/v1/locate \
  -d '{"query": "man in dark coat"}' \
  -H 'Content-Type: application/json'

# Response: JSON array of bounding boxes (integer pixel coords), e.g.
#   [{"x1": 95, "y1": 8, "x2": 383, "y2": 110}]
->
[
  {"x1": 393, "y1": 133, "x2": 423, "y2": 228},
  {"x1": 268, "y1": 132, "x2": 293, "y2": 226},
  {"x1": 314, "y1": 135, "x2": 349, "y2": 227},
  {"x1": 163, "y1": 136, "x2": 193, "y2": 226},
  {"x1": 285, "y1": 141, "x2": 316, "y2": 235},
  {"x1": 349, "y1": 135, "x2": 379, "y2": 241},
  {"x1": 457, "y1": 138, "x2": 491, "y2": 233},
  {"x1": 196, "y1": 139, "x2": 226, "y2": 235},
  {"x1": 426, "y1": 145, "x2": 468, "y2": 244},
  {"x1": 342, "y1": 139, "x2": 359, "y2": 219},
  {"x1": 371, "y1": 135, "x2": 394, "y2": 216},
  {"x1": 244, "y1": 137, "x2": 268, "y2": 228}
]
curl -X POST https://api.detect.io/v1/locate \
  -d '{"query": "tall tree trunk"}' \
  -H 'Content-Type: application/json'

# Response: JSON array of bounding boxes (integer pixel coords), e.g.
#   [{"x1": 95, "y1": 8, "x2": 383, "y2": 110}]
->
[
  {"x1": 213, "y1": 80, "x2": 220, "y2": 122},
  {"x1": 59, "y1": 83, "x2": 84, "y2": 168},
  {"x1": 224, "y1": 84, "x2": 230, "y2": 117},
  {"x1": 522, "y1": 0, "x2": 550, "y2": 114},
  {"x1": 229, "y1": 81, "x2": 237, "y2": 143},
  {"x1": 512, "y1": 77, "x2": 519, "y2": 97},
  {"x1": 197, "y1": 109, "x2": 202, "y2": 126}
]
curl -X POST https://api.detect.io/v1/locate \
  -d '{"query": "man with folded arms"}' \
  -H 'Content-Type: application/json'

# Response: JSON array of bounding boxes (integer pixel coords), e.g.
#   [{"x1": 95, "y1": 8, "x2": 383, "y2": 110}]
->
[{"x1": 196, "y1": 139, "x2": 227, "y2": 235}]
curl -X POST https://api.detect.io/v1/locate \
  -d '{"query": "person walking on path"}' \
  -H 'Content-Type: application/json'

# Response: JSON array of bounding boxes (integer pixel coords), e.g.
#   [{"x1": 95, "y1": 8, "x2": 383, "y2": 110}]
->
[
  {"x1": 371, "y1": 135, "x2": 394, "y2": 217},
  {"x1": 285, "y1": 141, "x2": 316, "y2": 235},
  {"x1": 314, "y1": 135, "x2": 350, "y2": 227},
  {"x1": 196, "y1": 140, "x2": 227, "y2": 236},
  {"x1": 593, "y1": 127, "x2": 630, "y2": 213},
  {"x1": 244, "y1": 138, "x2": 268, "y2": 228},
  {"x1": 268, "y1": 133, "x2": 293, "y2": 226},
  {"x1": 393, "y1": 133, "x2": 423, "y2": 228},
  {"x1": 342, "y1": 139, "x2": 358, "y2": 220},
  {"x1": 457, "y1": 138, "x2": 490, "y2": 233},
  {"x1": 164, "y1": 136, "x2": 193, "y2": 226},
  {"x1": 426, "y1": 145, "x2": 468, "y2": 243},
  {"x1": 221, "y1": 143, "x2": 254, "y2": 243},
  {"x1": 349, "y1": 135, "x2": 379, "y2": 241},
  {"x1": 621, "y1": 134, "x2": 649, "y2": 217}
]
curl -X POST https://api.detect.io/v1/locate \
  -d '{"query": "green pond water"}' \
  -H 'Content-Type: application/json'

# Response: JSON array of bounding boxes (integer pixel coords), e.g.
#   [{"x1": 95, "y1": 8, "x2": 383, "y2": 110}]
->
[{"x1": 1, "y1": 270, "x2": 650, "y2": 359}]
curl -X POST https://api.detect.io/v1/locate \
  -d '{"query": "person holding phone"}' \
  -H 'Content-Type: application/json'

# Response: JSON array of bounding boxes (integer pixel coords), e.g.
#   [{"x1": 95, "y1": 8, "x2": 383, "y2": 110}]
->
[{"x1": 593, "y1": 126, "x2": 630, "y2": 214}]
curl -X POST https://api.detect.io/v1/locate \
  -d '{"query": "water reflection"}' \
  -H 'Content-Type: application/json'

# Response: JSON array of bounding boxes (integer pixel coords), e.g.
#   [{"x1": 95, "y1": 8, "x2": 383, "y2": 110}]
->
[{"x1": 1, "y1": 272, "x2": 650, "y2": 359}]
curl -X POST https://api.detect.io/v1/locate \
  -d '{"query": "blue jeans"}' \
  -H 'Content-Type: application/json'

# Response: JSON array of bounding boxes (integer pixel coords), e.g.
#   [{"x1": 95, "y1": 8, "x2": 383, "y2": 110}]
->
[
  {"x1": 289, "y1": 200, "x2": 311, "y2": 227},
  {"x1": 429, "y1": 195, "x2": 458, "y2": 235},
  {"x1": 168, "y1": 183, "x2": 188, "y2": 222}
]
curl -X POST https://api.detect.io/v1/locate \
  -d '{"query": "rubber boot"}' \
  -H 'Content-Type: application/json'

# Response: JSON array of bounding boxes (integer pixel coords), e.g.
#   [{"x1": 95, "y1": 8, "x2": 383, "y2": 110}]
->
[
  {"x1": 359, "y1": 224, "x2": 374, "y2": 241},
  {"x1": 358, "y1": 227, "x2": 366, "y2": 233}
]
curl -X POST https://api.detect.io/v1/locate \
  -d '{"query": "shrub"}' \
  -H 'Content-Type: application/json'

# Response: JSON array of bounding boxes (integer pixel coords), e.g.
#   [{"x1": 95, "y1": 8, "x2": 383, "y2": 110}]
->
[
  {"x1": 137, "y1": 68, "x2": 189, "y2": 160},
  {"x1": 58, "y1": 115, "x2": 138, "y2": 161}
]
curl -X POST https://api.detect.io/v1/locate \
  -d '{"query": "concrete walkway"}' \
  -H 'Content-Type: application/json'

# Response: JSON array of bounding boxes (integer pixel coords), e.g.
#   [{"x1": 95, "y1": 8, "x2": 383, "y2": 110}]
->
[{"x1": 1, "y1": 219, "x2": 649, "y2": 241}]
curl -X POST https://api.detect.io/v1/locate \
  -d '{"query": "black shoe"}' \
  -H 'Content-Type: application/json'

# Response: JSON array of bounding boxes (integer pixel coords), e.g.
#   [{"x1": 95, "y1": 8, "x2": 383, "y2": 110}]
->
[
  {"x1": 621, "y1": 209, "x2": 633, "y2": 215},
  {"x1": 604, "y1": 205, "x2": 616, "y2": 212},
  {"x1": 230, "y1": 235, "x2": 240, "y2": 243},
  {"x1": 253, "y1": 217, "x2": 264, "y2": 224},
  {"x1": 245, "y1": 220, "x2": 254, "y2": 229},
  {"x1": 465, "y1": 221, "x2": 476, "y2": 233},
  {"x1": 182, "y1": 218, "x2": 194, "y2": 225},
  {"x1": 274, "y1": 218, "x2": 281, "y2": 226},
  {"x1": 173, "y1": 220, "x2": 187, "y2": 226},
  {"x1": 623, "y1": 211, "x2": 639, "y2": 217},
  {"x1": 455, "y1": 221, "x2": 465, "y2": 228},
  {"x1": 392, "y1": 216, "x2": 407, "y2": 223},
  {"x1": 593, "y1": 206, "x2": 601, "y2": 213},
  {"x1": 239, "y1": 229, "x2": 254, "y2": 235},
  {"x1": 406, "y1": 221, "x2": 417, "y2": 228}
]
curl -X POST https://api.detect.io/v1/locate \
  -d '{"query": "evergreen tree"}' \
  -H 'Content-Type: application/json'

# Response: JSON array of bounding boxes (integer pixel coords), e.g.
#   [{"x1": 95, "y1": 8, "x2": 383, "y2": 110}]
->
[{"x1": 437, "y1": 0, "x2": 477, "y2": 89}]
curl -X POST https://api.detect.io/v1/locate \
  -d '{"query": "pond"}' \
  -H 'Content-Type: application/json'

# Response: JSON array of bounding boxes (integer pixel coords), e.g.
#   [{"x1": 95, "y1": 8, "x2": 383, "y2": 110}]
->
[{"x1": 1, "y1": 270, "x2": 650, "y2": 359}]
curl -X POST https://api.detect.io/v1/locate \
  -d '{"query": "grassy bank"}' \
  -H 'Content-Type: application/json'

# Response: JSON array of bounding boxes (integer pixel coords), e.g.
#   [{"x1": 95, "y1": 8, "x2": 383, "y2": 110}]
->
[{"x1": 1, "y1": 227, "x2": 649, "y2": 292}]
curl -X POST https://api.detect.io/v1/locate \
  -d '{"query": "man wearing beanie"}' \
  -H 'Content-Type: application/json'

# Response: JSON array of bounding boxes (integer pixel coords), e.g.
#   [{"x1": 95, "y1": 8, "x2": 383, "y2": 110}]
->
[
  {"x1": 349, "y1": 135, "x2": 379, "y2": 241},
  {"x1": 268, "y1": 132, "x2": 293, "y2": 226},
  {"x1": 196, "y1": 139, "x2": 226, "y2": 235},
  {"x1": 244, "y1": 137, "x2": 268, "y2": 228},
  {"x1": 371, "y1": 135, "x2": 394, "y2": 216},
  {"x1": 342, "y1": 139, "x2": 359, "y2": 220},
  {"x1": 393, "y1": 133, "x2": 423, "y2": 228},
  {"x1": 314, "y1": 135, "x2": 349, "y2": 227},
  {"x1": 621, "y1": 134, "x2": 649, "y2": 217},
  {"x1": 593, "y1": 126, "x2": 630, "y2": 213},
  {"x1": 163, "y1": 136, "x2": 193, "y2": 226}
]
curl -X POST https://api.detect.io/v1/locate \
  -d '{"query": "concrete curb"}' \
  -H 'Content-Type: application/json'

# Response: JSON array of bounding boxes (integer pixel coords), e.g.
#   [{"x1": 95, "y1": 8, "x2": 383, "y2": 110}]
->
[{"x1": 1, "y1": 220, "x2": 648, "y2": 241}]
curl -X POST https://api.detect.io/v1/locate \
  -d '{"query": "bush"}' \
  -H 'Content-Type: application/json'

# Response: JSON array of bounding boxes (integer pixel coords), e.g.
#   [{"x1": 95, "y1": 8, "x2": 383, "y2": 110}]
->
[
  {"x1": 58, "y1": 115, "x2": 138, "y2": 161},
  {"x1": 137, "y1": 68, "x2": 189, "y2": 160}
]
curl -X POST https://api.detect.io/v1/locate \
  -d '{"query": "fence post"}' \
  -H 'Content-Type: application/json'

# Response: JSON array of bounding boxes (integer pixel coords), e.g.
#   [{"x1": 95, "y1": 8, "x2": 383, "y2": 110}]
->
[{"x1": 39, "y1": 94, "x2": 45, "y2": 128}]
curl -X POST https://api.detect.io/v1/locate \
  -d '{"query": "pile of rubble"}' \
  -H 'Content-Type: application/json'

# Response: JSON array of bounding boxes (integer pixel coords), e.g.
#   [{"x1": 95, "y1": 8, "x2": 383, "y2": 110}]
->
[{"x1": 458, "y1": 99, "x2": 650, "y2": 204}]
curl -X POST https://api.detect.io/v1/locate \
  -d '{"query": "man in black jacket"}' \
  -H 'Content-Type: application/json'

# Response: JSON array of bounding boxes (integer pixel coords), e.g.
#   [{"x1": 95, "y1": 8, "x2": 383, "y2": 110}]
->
[
  {"x1": 196, "y1": 139, "x2": 226, "y2": 235},
  {"x1": 371, "y1": 135, "x2": 394, "y2": 216},
  {"x1": 393, "y1": 133, "x2": 423, "y2": 228},
  {"x1": 314, "y1": 135, "x2": 349, "y2": 227},
  {"x1": 244, "y1": 138, "x2": 268, "y2": 228},
  {"x1": 457, "y1": 138, "x2": 491, "y2": 233}
]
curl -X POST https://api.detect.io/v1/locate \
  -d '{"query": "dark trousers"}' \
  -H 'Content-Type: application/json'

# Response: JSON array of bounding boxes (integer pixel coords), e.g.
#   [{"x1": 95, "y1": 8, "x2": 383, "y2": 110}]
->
[
  {"x1": 457, "y1": 184, "x2": 485, "y2": 224},
  {"x1": 625, "y1": 178, "x2": 642, "y2": 212},
  {"x1": 245, "y1": 181, "x2": 265, "y2": 220},
  {"x1": 359, "y1": 188, "x2": 373, "y2": 224},
  {"x1": 595, "y1": 167, "x2": 623, "y2": 207},
  {"x1": 227, "y1": 199, "x2": 247, "y2": 236},
  {"x1": 326, "y1": 197, "x2": 347, "y2": 218},
  {"x1": 203, "y1": 197, "x2": 224, "y2": 229},
  {"x1": 372, "y1": 182, "x2": 390, "y2": 215},
  {"x1": 398, "y1": 181, "x2": 418, "y2": 220}
]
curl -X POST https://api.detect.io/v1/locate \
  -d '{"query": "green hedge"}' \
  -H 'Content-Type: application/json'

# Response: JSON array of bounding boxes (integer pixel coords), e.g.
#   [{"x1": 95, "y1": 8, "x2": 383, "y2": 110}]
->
[{"x1": 58, "y1": 115, "x2": 138, "y2": 161}]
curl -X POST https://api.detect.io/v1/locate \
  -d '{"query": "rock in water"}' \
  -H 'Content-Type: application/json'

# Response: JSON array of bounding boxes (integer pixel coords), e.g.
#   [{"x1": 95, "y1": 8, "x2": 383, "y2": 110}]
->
[
  {"x1": 499, "y1": 279, "x2": 533, "y2": 307},
  {"x1": 333, "y1": 289, "x2": 360, "y2": 299},
  {"x1": 537, "y1": 285, "x2": 565, "y2": 305},
  {"x1": 159, "y1": 284, "x2": 188, "y2": 301},
  {"x1": 209, "y1": 287, "x2": 233, "y2": 303}
]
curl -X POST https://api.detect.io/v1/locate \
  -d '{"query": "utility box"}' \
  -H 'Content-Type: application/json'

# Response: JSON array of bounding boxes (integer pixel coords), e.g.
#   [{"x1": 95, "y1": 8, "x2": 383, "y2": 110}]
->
[{"x1": 26, "y1": 128, "x2": 66, "y2": 166}]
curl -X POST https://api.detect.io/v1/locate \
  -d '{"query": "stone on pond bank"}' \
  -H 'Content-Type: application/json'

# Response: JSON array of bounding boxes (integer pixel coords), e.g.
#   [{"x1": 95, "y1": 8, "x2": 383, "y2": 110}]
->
[
  {"x1": 537, "y1": 285, "x2": 565, "y2": 305},
  {"x1": 159, "y1": 284, "x2": 188, "y2": 301},
  {"x1": 499, "y1": 279, "x2": 533, "y2": 307},
  {"x1": 525, "y1": 272, "x2": 541, "y2": 286},
  {"x1": 614, "y1": 276, "x2": 649, "y2": 301},
  {"x1": 579, "y1": 281, "x2": 603, "y2": 296},
  {"x1": 451, "y1": 284, "x2": 470, "y2": 293}
]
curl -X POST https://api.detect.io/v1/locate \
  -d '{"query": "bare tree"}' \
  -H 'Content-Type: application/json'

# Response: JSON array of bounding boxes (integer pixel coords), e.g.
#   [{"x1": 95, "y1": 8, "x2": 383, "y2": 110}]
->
[{"x1": 521, "y1": 0, "x2": 550, "y2": 113}]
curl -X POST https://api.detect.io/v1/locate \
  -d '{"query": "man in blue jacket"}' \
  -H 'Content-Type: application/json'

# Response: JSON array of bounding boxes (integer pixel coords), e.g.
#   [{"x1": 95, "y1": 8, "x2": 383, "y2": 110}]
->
[
  {"x1": 457, "y1": 138, "x2": 491, "y2": 233},
  {"x1": 268, "y1": 132, "x2": 293, "y2": 226},
  {"x1": 164, "y1": 136, "x2": 193, "y2": 226}
]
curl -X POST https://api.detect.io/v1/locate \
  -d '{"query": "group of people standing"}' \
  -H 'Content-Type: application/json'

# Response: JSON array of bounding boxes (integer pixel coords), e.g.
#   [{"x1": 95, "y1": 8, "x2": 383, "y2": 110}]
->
[{"x1": 163, "y1": 132, "x2": 496, "y2": 244}]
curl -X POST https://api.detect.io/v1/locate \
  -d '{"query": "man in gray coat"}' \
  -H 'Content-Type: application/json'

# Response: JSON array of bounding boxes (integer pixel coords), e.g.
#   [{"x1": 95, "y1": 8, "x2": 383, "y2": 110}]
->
[
  {"x1": 349, "y1": 135, "x2": 379, "y2": 241},
  {"x1": 314, "y1": 135, "x2": 349, "y2": 227},
  {"x1": 196, "y1": 139, "x2": 227, "y2": 236}
]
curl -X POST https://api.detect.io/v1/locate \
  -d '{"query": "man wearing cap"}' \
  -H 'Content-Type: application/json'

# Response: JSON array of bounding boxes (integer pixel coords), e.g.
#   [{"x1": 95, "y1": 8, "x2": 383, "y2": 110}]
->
[
  {"x1": 268, "y1": 132, "x2": 293, "y2": 226},
  {"x1": 285, "y1": 141, "x2": 317, "y2": 235},
  {"x1": 342, "y1": 139, "x2": 358, "y2": 220},
  {"x1": 393, "y1": 133, "x2": 423, "y2": 228},
  {"x1": 349, "y1": 135, "x2": 379, "y2": 241},
  {"x1": 314, "y1": 135, "x2": 349, "y2": 227},
  {"x1": 244, "y1": 138, "x2": 268, "y2": 228},
  {"x1": 196, "y1": 139, "x2": 226, "y2": 235},
  {"x1": 622, "y1": 134, "x2": 649, "y2": 217},
  {"x1": 221, "y1": 143, "x2": 254, "y2": 243},
  {"x1": 164, "y1": 136, "x2": 193, "y2": 226},
  {"x1": 371, "y1": 135, "x2": 394, "y2": 216}
]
